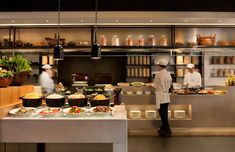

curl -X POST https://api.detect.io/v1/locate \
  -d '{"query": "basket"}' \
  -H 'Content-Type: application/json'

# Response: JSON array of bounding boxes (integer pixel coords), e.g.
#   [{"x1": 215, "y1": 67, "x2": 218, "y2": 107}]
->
[{"x1": 45, "y1": 37, "x2": 65, "y2": 47}]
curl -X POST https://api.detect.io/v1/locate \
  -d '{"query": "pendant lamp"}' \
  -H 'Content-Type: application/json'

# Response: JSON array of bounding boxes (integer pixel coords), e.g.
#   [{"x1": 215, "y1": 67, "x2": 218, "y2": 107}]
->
[
  {"x1": 54, "y1": 0, "x2": 64, "y2": 60},
  {"x1": 91, "y1": 0, "x2": 101, "y2": 59}
]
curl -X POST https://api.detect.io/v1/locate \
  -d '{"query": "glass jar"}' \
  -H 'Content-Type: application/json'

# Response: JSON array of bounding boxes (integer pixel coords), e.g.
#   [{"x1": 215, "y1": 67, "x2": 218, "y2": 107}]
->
[
  {"x1": 126, "y1": 35, "x2": 133, "y2": 46},
  {"x1": 112, "y1": 35, "x2": 119, "y2": 46},
  {"x1": 148, "y1": 35, "x2": 156, "y2": 46},
  {"x1": 159, "y1": 35, "x2": 167, "y2": 46},
  {"x1": 100, "y1": 35, "x2": 107, "y2": 46},
  {"x1": 137, "y1": 35, "x2": 144, "y2": 46}
]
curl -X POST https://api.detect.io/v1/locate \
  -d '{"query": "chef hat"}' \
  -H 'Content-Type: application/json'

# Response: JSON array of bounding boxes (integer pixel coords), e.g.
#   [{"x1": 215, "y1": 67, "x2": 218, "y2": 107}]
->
[
  {"x1": 187, "y1": 63, "x2": 195, "y2": 69},
  {"x1": 157, "y1": 59, "x2": 168, "y2": 66},
  {"x1": 42, "y1": 64, "x2": 52, "y2": 69}
]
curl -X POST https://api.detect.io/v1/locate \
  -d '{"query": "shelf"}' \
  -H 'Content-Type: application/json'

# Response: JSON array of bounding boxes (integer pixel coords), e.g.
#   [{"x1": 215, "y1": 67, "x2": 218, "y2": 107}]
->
[
  {"x1": 128, "y1": 118, "x2": 191, "y2": 121},
  {"x1": 126, "y1": 65, "x2": 150, "y2": 67},
  {"x1": 210, "y1": 64, "x2": 235, "y2": 65},
  {"x1": 126, "y1": 77, "x2": 150, "y2": 78},
  {"x1": 174, "y1": 45, "x2": 235, "y2": 48},
  {"x1": 210, "y1": 76, "x2": 227, "y2": 78}
]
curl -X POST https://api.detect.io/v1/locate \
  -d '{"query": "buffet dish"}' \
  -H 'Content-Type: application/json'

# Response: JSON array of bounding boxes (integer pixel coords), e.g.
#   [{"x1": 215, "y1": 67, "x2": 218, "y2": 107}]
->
[
  {"x1": 67, "y1": 94, "x2": 88, "y2": 107},
  {"x1": 20, "y1": 92, "x2": 43, "y2": 107},
  {"x1": 173, "y1": 89, "x2": 226, "y2": 95}
]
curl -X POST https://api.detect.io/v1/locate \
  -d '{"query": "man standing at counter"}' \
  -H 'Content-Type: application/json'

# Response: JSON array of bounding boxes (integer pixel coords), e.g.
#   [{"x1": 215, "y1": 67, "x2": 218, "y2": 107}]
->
[
  {"x1": 39, "y1": 64, "x2": 54, "y2": 94},
  {"x1": 183, "y1": 63, "x2": 202, "y2": 88},
  {"x1": 153, "y1": 59, "x2": 172, "y2": 137}
]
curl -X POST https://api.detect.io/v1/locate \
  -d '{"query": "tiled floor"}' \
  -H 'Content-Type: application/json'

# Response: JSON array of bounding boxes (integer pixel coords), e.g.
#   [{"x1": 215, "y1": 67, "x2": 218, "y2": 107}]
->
[{"x1": 129, "y1": 137, "x2": 235, "y2": 152}]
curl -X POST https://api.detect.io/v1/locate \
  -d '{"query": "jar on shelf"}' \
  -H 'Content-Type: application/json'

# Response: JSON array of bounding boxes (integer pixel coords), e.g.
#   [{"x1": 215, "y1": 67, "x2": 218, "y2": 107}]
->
[
  {"x1": 126, "y1": 35, "x2": 133, "y2": 46},
  {"x1": 217, "y1": 69, "x2": 224, "y2": 77},
  {"x1": 211, "y1": 56, "x2": 218, "y2": 64},
  {"x1": 127, "y1": 56, "x2": 131, "y2": 65},
  {"x1": 148, "y1": 35, "x2": 156, "y2": 46},
  {"x1": 224, "y1": 69, "x2": 230, "y2": 77},
  {"x1": 218, "y1": 56, "x2": 225, "y2": 64},
  {"x1": 211, "y1": 69, "x2": 217, "y2": 77},
  {"x1": 100, "y1": 35, "x2": 107, "y2": 46},
  {"x1": 232, "y1": 56, "x2": 235, "y2": 64},
  {"x1": 159, "y1": 35, "x2": 167, "y2": 46},
  {"x1": 139, "y1": 56, "x2": 143, "y2": 65},
  {"x1": 112, "y1": 35, "x2": 119, "y2": 46},
  {"x1": 225, "y1": 56, "x2": 232, "y2": 64},
  {"x1": 137, "y1": 35, "x2": 145, "y2": 46}
]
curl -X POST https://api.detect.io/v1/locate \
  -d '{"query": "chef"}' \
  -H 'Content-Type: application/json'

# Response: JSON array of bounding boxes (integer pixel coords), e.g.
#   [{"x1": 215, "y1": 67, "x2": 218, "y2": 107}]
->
[
  {"x1": 183, "y1": 63, "x2": 202, "y2": 88},
  {"x1": 153, "y1": 59, "x2": 172, "y2": 137},
  {"x1": 39, "y1": 64, "x2": 54, "y2": 94}
]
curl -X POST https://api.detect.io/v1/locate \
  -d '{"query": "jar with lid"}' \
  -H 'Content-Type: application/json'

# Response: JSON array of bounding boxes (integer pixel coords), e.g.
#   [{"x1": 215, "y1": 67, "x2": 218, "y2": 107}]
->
[
  {"x1": 137, "y1": 35, "x2": 144, "y2": 46},
  {"x1": 148, "y1": 35, "x2": 156, "y2": 46},
  {"x1": 112, "y1": 35, "x2": 119, "y2": 46},
  {"x1": 126, "y1": 35, "x2": 133, "y2": 46},
  {"x1": 100, "y1": 35, "x2": 107, "y2": 46},
  {"x1": 159, "y1": 35, "x2": 167, "y2": 46}
]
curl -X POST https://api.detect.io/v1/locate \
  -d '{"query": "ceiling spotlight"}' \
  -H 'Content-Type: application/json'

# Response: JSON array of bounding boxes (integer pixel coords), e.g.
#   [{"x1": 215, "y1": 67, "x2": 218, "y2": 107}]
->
[
  {"x1": 218, "y1": 20, "x2": 222, "y2": 23},
  {"x1": 80, "y1": 19, "x2": 84, "y2": 22},
  {"x1": 46, "y1": 20, "x2": 49, "y2": 23},
  {"x1": 11, "y1": 20, "x2": 15, "y2": 23},
  {"x1": 184, "y1": 19, "x2": 188, "y2": 23},
  {"x1": 115, "y1": 19, "x2": 119, "y2": 23},
  {"x1": 150, "y1": 19, "x2": 153, "y2": 23}
]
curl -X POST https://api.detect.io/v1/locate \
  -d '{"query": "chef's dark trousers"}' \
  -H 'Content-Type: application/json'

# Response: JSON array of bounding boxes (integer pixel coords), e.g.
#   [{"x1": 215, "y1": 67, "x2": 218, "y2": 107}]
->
[{"x1": 158, "y1": 103, "x2": 171, "y2": 131}]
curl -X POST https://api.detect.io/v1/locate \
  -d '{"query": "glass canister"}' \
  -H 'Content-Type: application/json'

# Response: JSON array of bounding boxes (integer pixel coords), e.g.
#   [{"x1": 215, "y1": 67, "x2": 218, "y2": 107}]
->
[
  {"x1": 225, "y1": 56, "x2": 232, "y2": 64},
  {"x1": 126, "y1": 35, "x2": 133, "y2": 46},
  {"x1": 148, "y1": 35, "x2": 156, "y2": 46},
  {"x1": 100, "y1": 35, "x2": 107, "y2": 46},
  {"x1": 218, "y1": 56, "x2": 225, "y2": 64},
  {"x1": 159, "y1": 35, "x2": 167, "y2": 46},
  {"x1": 112, "y1": 35, "x2": 120, "y2": 46},
  {"x1": 137, "y1": 35, "x2": 145, "y2": 46}
]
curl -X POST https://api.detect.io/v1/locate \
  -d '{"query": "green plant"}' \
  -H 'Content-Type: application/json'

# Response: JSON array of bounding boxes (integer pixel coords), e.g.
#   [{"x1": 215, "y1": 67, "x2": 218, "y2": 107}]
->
[{"x1": 0, "y1": 55, "x2": 32, "y2": 73}]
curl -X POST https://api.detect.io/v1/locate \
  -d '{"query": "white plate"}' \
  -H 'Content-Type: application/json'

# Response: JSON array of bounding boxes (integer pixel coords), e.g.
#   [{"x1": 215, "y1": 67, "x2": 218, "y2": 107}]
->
[
  {"x1": 36, "y1": 108, "x2": 62, "y2": 117},
  {"x1": 63, "y1": 107, "x2": 89, "y2": 117},
  {"x1": 9, "y1": 107, "x2": 37, "y2": 117},
  {"x1": 90, "y1": 107, "x2": 115, "y2": 116}
]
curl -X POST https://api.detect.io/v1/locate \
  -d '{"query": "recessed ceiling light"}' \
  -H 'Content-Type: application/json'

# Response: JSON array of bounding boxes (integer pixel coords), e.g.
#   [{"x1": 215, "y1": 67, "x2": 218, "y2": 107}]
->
[
  {"x1": 218, "y1": 20, "x2": 222, "y2": 23},
  {"x1": 184, "y1": 19, "x2": 188, "y2": 23},
  {"x1": 46, "y1": 20, "x2": 49, "y2": 23},
  {"x1": 115, "y1": 19, "x2": 119, "y2": 23},
  {"x1": 11, "y1": 20, "x2": 15, "y2": 23},
  {"x1": 150, "y1": 19, "x2": 153, "y2": 23},
  {"x1": 80, "y1": 19, "x2": 84, "y2": 22}
]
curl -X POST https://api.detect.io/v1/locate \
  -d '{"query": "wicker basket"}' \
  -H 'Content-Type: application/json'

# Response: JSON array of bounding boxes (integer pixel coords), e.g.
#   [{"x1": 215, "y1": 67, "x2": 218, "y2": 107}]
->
[{"x1": 45, "y1": 37, "x2": 65, "y2": 47}]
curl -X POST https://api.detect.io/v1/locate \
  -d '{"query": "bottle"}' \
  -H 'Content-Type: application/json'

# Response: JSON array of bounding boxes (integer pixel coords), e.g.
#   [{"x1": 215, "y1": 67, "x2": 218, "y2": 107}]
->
[
  {"x1": 100, "y1": 35, "x2": 107, "y2": 46},
  {"x1": 137, "y1": 35, "x2": 144, "y2": 46},
  {"x1": 112, "y1": 35, "x2": 119, "y2": 46},
  {"x1": 148, "y1": 35, "x2": 156, "y2": 46},
  {"x1": 126, "y1": 35, "x2": 133, "y2": 46},
  {"x1": 159, "y1": 35, "x2": 167, "y2": 46}
]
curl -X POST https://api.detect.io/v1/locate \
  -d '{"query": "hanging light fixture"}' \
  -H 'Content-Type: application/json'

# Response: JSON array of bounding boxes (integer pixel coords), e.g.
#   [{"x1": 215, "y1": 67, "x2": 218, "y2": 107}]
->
[
  {"x1": 91, "y1": 0, "x2": 101, "y2": 59},
  {"x1": 54, "y1": 0, "x2": 64, "y2": 60}
]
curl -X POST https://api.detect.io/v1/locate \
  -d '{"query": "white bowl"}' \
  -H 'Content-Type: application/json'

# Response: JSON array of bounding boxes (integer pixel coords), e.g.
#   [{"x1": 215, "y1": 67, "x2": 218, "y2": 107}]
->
[
  {"x1": 145, "y1": 91, "x2": 151, "y2": 95},
  {"x1": 126, "y1": 91, "x2": 133, "y2": 95},
  {"x1": 136, "y1": 91, "x2": 143, "y2": 95}
]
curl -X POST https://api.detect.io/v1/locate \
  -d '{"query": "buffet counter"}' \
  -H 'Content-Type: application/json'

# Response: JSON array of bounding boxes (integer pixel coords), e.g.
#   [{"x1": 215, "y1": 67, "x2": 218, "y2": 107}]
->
[{"x1": 0, "y1": 105, "x2": 127, "y2": 152}]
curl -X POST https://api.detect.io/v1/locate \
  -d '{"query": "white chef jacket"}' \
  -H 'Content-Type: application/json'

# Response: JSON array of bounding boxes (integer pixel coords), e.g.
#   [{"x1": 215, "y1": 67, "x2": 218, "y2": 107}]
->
[
  {"x1": 183, "y1": 71, "x2": 201, "y2": 88},
  {"x1": 153, "y1": 69, "x2": 172, "y2": 109},
  {"x1": 39, "y1": 71, "x2": 54, "y2": 94}
]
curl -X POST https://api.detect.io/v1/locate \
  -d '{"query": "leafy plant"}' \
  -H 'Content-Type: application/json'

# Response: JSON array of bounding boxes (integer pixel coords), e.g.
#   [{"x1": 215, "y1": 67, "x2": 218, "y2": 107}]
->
[{"x1": 0, "y1": 55, "x2": 32, "y2": 73}]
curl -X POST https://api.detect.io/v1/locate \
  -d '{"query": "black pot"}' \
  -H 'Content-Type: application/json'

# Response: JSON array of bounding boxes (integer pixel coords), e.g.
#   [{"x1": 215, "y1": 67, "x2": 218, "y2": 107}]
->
[
  {"x1": 68, "y1": 98, "x2": 88, "y2": 107},
  {"x1": 21, "y1": 97, "x2": 42, "y2": 107},
  {"x1": 90, "y1": 99, "x2": 110, "y2": 107},
  {"x1": 45, "y1": 98, "x2": 65, "y2": 107}
]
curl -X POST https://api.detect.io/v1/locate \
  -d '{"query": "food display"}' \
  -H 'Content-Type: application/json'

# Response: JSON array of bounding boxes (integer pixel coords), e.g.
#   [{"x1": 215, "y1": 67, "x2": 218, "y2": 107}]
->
[
  {"x1": 92, "y1": 106, "x2": 113, "y2": 113},
  {"x1": 173, "y1": 89, "x2": 196, "y2": 95},
  {"x1": 198, "y1": 90, "x2": 208, "y2": 95},
  {"x1": 93, "y1": 94, "x2": 107, "y2": 100},
  {"x1": 117, "y1": 82, "x2": 130, "y2": 87},
  {"x1": 37, "y1": 108, "x2": 61, "y2": 116},
  {"x1": 68, "y1": 94, "x2": 85, "y2": 99},
  {"x1": 174, "y1": 89, "x2": 225, "y2": 95},
  {"x1": 90, "y1": 94, "x2": 110, "y2": 107},
  {"x1": 131, "y1": 82, "x2": 145, "y2": 86},
  {"x1": 69, "y1": 106, "x2": 85, "y2": 113},
  {"x1": 46, "y1": 94, "x2": 65, "y2": 107},
  {"x1": 129, "y1": 110, "x2": 141, "y2": 119},
  {"x1": 9, "y1": 107, "x2": 36, "y2": 116},
  {"x1": 82, "y1": 87, "x2": 104, "y2": 95},
  {"x1": 21, "y1": 92, "x2": 43, "y2": 107},
  {"x1": 24, "y1": 92, "x2": 42, "y2": 99},
  {"x1": 56, "y1": 82, "x2": 65, "y2": 92}
]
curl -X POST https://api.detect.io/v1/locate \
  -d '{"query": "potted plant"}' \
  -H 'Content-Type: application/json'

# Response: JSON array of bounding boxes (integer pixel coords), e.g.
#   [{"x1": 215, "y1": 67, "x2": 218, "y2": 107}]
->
[
  {"x1": 0, "y1": 68, "x2": 14, "y2": 87},
  {"x1": 0, "y1": 55, "x2": 32, "y2": 86}
]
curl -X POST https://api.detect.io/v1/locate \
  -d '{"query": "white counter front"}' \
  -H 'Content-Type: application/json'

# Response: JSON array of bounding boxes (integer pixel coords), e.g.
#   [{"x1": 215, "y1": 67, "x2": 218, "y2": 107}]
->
[{"x1": 0, "y1": 106, "x2": 128, "y2": 152}]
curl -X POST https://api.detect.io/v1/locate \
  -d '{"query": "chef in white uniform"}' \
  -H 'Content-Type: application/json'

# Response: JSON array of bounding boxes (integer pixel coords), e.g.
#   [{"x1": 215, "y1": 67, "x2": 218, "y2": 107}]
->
[
  {"x1": 183, "y1": 63, "x2": 201, "y2": 88},
  {"x1": 153, "y1": 59, "x2": 172, "y2": 137},
  {"x1": 39, "y1": 64, "x2": 54, "y2": 94}
]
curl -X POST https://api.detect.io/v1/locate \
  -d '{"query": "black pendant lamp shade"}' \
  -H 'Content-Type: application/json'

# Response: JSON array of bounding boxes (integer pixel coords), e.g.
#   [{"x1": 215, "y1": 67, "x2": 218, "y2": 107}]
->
[
  {"x1": 91, "y1": 0, "x2": 101, "y2": 59},
  {"x1": 54, "y1": 0, "x2": 64, "y2": 60},
  {"x1": 54, "y1": 44, "x2": 64, "y2": 60}
]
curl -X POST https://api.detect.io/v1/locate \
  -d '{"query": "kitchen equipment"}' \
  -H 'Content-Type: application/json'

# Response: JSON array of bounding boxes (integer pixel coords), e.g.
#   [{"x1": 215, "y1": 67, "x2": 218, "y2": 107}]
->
[
  {"x1": 129, "y1": 110, "x2": 141, "y2": 119},
  {"x1": 45, "y1": 97, "x2": 65, "y2": 107},
  {"x1": 90, "y1": 98, "x2": 110, "y2": 107},
  {"x1": 159, "y1": 35, "x2": 167, "y2": 46},
  {"x1": 67, "y1": 98, "x2": 88, "y2": 107},
  {"x1": 174, "y1": 110, "x2": 186, "y2": 119},
  {"x1": 148, "y1": 35, "x2": 156, "y2": 46},
  {"x1": 145, "y1": 110, "x2": 156, "y2": 119},
  {"x1": 137, "y1": 35, "x2": 144, "y2": 46},
  {"x1": 126, "y1": 35, "x2": 133, "y2": 46},
  {"x1": 20, "y1": 97, "x2": 43, "y2": 107},
  {"x1": 196, "y1": 34, "x2": 216, "y2": 46},
  {"x1": 100, "y1": 35, "x2": 107, "y2": 46}
]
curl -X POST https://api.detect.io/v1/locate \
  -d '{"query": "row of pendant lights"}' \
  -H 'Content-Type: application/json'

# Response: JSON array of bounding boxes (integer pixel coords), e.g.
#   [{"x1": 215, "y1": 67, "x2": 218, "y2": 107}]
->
[{"x1": 53, "y1": 0, "x2": 101, "y2": 61}]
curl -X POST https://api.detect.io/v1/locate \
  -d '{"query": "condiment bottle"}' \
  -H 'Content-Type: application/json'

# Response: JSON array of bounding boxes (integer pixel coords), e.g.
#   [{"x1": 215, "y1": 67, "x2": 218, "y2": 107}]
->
[
  {"x1": 148, "y1": 35, "x2": 156, "y2": 46},
  {"x1": 112, "y1": 35, "x2": 119, "y2": 46},
  {"x1": 126, "y1": 35, "x2": 133, "y2": 46},
  {"x1": 100, "y1": 35, "x2": 107, "y2": 46},
  {"x1": 159, "y1": 35, "x2": 167, "y2": 46},
  {"x1": 137, "y1": 35, "x2": 144, "y2": 46}
]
